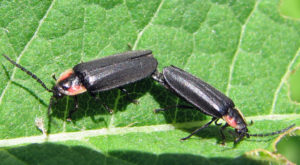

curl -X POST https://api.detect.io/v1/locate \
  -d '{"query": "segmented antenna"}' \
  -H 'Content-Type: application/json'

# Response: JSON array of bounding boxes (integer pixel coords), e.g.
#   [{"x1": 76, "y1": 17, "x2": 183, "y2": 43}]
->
[
  {"x1": 2, "y1": 54, "x2": 53, "y2": 92},
  {"x1": 248, "y1": 124, "x2": 295, "y2": 137}
]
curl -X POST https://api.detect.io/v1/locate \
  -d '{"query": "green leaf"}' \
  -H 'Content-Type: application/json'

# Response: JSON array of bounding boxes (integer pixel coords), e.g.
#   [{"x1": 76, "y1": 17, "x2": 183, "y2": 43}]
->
[
  {"x1": 279, "y1": 0, "x2": 300, "y2": 19},
  {"x1": 0, "y1": 0, "x2": 299, "y2": 164},
  {"x1": 289, "y1": 65, "x2": 300, "y2": 102},
  {"x1": 276, "y1": 127, "x2": 300, "y2": 164}
]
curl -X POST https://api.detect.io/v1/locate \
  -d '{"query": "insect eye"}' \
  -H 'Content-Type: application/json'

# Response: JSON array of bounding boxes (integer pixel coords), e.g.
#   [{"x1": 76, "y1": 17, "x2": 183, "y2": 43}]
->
[
  {"x1": 61, "y1": 85, "x2": 68, "y2": 90},
  {"x1": 62, "y1": 83, "x2": 70, "y2": 90}
]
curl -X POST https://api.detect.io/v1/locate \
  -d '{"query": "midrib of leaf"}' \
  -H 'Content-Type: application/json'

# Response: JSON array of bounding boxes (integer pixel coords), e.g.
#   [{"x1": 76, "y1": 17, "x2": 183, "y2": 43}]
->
[
  {"x1": 270, "y1": 48, "x2": 300, "y2": 114},
  {"x1": 226, "y1": 0, "x2": 260, "y2": 96},
  {"x1": 0, "y1": 0, "x2": 56, "y2": 106},
  {"x1": 0, "y1": 114, "x2": 298, "y2": 147}
]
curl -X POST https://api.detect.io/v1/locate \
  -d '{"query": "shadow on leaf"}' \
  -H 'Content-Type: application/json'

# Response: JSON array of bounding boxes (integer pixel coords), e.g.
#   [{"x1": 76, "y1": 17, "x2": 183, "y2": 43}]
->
[
  {"x1": 150, "y1": 82, "x2": 206, "y2": 123},
  {"x1": 1, "y1": 143, "x2": 268, "y2": 165},
  {"x1": 109, "y1": 150, "x2": 268, "y2": 165},
  {"x1": 2, "y1": 143, "x2": 131, "y2": 165}
]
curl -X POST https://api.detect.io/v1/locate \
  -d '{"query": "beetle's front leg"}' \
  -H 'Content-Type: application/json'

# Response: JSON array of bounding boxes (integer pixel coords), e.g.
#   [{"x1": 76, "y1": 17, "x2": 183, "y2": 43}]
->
[
  {"x1": 66, "y1": 96, "x2": 79, "y2": 121},
  {"x1": 220, "y1": 123, "x2": 229, "y2": 145},
  {"x1": 214, "y1": 119, "x2": 222, "y2": 126},
  {"x1": 90, "y1": 93, "x2": 113, "y2": 114},
  {"x1": 119, "y1": 87, "x2": 139, "y2": 104},
  {"x1": 234, "y1": 134, "x2": 245, "y2": 146},
  {"x1": 51, "y1": 74, "x2": 57, "y2": 81}
]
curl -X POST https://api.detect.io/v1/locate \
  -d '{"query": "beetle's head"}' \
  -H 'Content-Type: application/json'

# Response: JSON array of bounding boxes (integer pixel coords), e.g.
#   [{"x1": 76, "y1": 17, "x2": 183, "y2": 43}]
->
[
  {"x1": 223, "y1": 107, "x2": 249, "y2": 142},
  {"x1": 53, "y1": 69, "x2": 87, "y2": 97},
  {"x1": 222, "y1": 108, "x2": 295, "y2": 144}
]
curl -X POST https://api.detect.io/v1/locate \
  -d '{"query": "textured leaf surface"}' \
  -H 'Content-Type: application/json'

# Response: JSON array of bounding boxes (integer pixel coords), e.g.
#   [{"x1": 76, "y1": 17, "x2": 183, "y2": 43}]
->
[{"x1": 0, "y1": 0, "x2": 300, "y2": 164}]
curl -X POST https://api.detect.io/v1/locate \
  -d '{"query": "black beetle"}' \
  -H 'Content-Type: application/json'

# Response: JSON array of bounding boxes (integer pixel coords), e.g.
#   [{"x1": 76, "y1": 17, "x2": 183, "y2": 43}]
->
[
  {"x1": 3, "y1": 50, "x2": 158, "y2": 119},
  {"x1": 152, "y1": 65, "x2": 295, "y2": 144}
]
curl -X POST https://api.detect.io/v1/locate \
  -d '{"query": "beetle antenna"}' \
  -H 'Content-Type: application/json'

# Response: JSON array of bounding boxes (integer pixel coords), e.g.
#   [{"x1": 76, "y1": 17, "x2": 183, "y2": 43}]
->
[
  {"x1": 248, "y1": 124, "x2": 295, "y2": 137},
  {"x1": 2, "y1": 54, "x2": 53, "y2": 93}
]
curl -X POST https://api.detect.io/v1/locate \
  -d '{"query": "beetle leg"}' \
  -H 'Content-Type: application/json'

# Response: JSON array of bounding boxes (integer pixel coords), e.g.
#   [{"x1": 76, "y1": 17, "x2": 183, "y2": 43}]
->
[
  {"x1": 102, "y1": 102, "x2": 113, "y2": 114},
  {"x1": 52, "y1": 74, "x2": 57, "y2": 81},
  {"x1": 119, "y1": 87, "x2": 139, "y2": 104},
  {"x1": 249, "y1": 120, "x2": 254, "y2": 126},
  {"x1": 96, "y1": 98, "x2": 113, "y2": 114},
  {"x1": 154, "y1": 105, "x2": 195, "y2": 113},
  {"x1": 181, "y1": 117, "x2": 217, "y2": 141},
  {"x1": 234, "y1": 134, "x2": 245, "y2": 146},
  {"x1": 66, "y1": 96, "x2": 79, "y2": 121},
  {"x1": 90, "y1": 93, "x2": 113, "y2": 114},
  {"x1": 220, "y1": 123, "x2": 229, "y2": 145},
  {"x1": 214, "y1": 119, "x2": 222, "y2": 126}
]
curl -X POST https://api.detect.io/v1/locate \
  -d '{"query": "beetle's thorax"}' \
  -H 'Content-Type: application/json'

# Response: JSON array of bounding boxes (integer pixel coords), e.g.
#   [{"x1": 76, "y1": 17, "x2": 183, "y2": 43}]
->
[
  {"x1": 54, "y1": 69, "x2": 87, "y2": 96},
  {"x1": 223, "y1": 108, "x2": 247, "y2": 132}
]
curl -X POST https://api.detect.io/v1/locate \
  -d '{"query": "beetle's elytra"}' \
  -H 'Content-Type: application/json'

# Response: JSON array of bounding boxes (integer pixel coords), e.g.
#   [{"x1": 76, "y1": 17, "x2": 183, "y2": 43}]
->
[
  {"x1": 3, "y1": 50, "x2": 158, "y2": 119},
  {"x1": 152, "y1": 65, "x2": 295, "y2": 144}
]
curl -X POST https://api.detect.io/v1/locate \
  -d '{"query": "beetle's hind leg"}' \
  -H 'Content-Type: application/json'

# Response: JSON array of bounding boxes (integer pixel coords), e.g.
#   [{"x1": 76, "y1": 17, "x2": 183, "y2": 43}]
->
[
  {"x1": 119, "y1": 87, "x2": 139, "y2": 104},
  {"x1": 181, "y1": 117, "x2": 217, "y2": 141}
]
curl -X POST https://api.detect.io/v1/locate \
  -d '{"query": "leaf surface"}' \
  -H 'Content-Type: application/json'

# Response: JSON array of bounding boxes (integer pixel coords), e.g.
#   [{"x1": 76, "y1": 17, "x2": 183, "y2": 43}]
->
[{"x1": 0, "y1": 0, "x2": 299, "y2": 164}]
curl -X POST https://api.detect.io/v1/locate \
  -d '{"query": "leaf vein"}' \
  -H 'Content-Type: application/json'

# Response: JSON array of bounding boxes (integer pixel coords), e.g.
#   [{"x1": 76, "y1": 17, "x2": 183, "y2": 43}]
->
[
  {"x1": 132, "y1": 0, "x2": 165, "y2": 50},
  {"x1": 225, "y1": 0, "x2": 260, "y2": 95},
  {"x1": 270, "y1": 48, "x2": 300, "y2": 114},
  {"x1": 0, "y1": 0, "x2": 56, "y2": 106}
]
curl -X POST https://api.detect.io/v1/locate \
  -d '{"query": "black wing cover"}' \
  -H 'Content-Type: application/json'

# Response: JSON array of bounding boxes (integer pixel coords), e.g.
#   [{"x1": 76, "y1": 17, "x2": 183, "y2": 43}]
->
[
  {"x1": 163, "y1": 66, "x2": 234, "y2": 118},
  {"x1": 73, "y1": 50, "x2": 157, "y2": 93}
]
